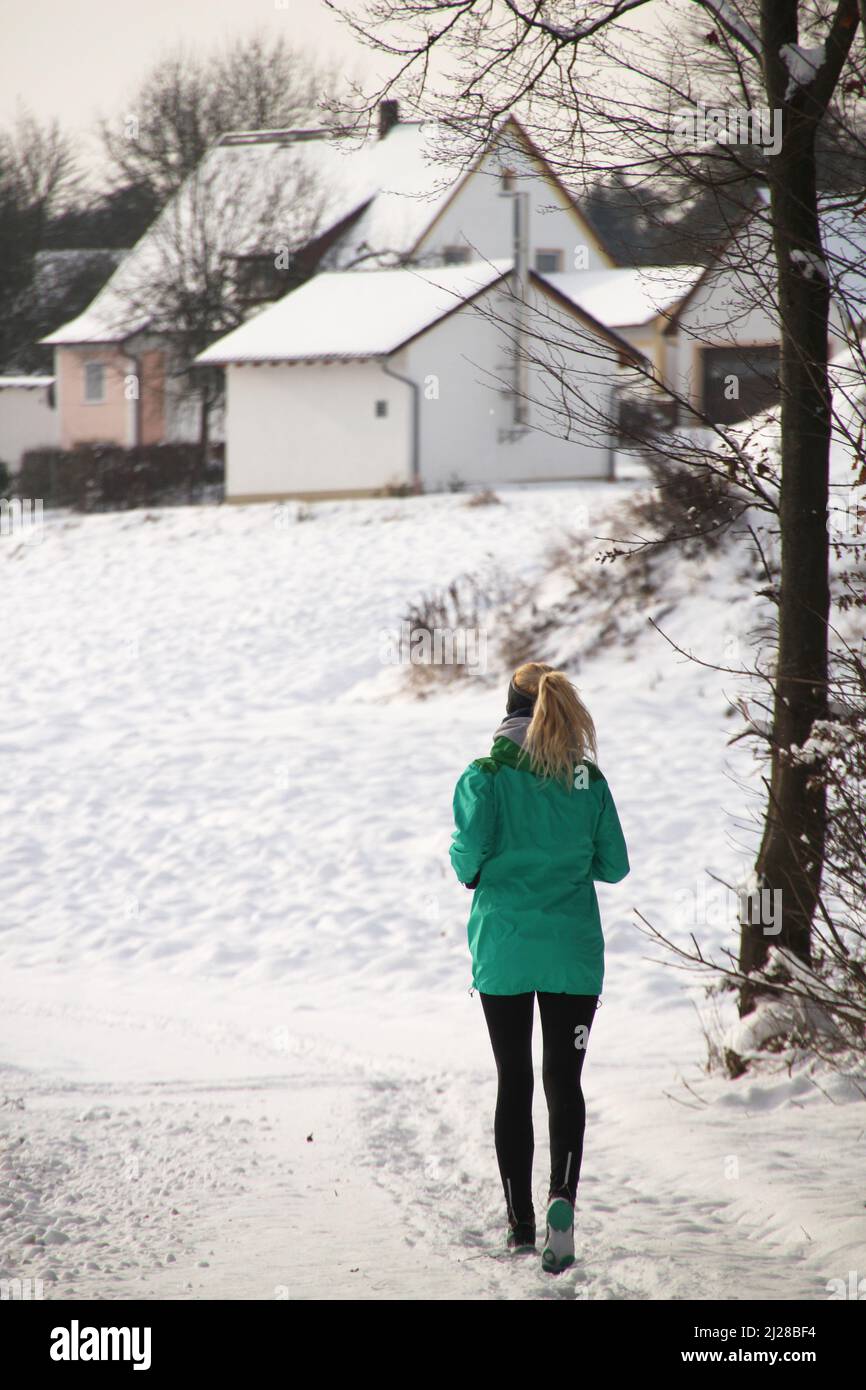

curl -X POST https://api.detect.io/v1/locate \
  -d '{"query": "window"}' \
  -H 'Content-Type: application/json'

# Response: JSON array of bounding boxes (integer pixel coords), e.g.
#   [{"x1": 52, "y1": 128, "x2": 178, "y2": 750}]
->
[
  {"x1": 535, "y1": 249, "x2": 563, "y2": 274},
  {"x1": 84, "y1": 362, "x2": 104, "y2": 403},
  {"x1": 375, "y1": 399, "x2": 388, "y2": 417},
  {"x1": 501, "y1": 167, "x2": 516, "y2": 191},
  {"x1": 701, "y1": 345, "x2": 780, "y2": 424},
  {"x1": 233, "y1": 254, "x2": 301, "y2": 304},
  {"x1": 443, "y1": 245, "x2": 472, "y2": 265}
]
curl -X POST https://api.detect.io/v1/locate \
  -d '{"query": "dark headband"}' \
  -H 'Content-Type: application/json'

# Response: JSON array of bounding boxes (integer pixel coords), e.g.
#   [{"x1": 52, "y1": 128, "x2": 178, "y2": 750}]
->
[{"x1": 506, "y1": 676, "x2": 536, "y2": 715}]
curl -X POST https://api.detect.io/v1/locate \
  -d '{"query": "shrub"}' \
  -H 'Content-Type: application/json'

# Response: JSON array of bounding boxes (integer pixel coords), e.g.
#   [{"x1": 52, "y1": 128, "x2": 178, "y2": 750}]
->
[
  {"x1": 627, "y1": 448, "x2": 741, "y2": 553},
  {"x1": 399, "y1": 568, "x2": 509, "y2": 689},
  {"x1": 380, "y1": 478, "x2": 421, "y2": 498},
  {"x1": 15, "y1": 442, "x2": 224, "y2": 511}
]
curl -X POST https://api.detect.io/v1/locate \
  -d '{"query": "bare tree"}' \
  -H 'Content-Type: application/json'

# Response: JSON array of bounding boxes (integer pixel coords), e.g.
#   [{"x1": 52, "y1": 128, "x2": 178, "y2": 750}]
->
[
  {"x1": 98, "y1": 30, "x2": 349, "y2": 204},
  {"x1": 0, "y1": 104, "x2": 81, "y2": 369},
  {"x1": 323, "y1": 0, "x2": 866, "y2": 1031},
  {"x1": 107, "y1": 143, "x2": 333, "y2": 474}
]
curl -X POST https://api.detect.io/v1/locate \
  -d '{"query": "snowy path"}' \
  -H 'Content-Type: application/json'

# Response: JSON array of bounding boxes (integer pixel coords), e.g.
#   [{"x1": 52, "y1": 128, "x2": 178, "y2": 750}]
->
[
  {"x1": 3, "y1": 966, "x2": 854, "y2": 1301},
  {"x1": 3, "y1": 488, "x2": 864, "y2": 1300}
]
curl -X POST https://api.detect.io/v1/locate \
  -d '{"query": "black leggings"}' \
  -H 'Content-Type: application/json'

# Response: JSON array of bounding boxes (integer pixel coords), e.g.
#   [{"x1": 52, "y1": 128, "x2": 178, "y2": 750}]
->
[{"x1": 479, "y1": 991, "x2": 599, "y2": 1222}]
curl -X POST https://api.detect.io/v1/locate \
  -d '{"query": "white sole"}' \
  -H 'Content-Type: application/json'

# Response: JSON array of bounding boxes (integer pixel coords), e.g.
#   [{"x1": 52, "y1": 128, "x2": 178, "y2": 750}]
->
[{"x1": 541, "y1": 1197, "x2": 575, "y2": 1272}]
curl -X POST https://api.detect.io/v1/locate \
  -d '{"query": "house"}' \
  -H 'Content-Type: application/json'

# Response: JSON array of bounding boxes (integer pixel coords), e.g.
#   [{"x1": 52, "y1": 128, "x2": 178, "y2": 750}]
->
[
  {"x1": 190, "y1": 108, "x2": 666, "y2": 498},
  {"x1": 660, "y1": 194, "x2": 860, "y2": 427},
  {"x1": 193, "y1": 258, "x2": 647, "y2": 498},
  {"x1": 0, "y1": 376, "x2": 60, "y2": 474},
  {"x1": 41, "y1": 99, "x2": 866, "y2": 499},
  {"x1": 41, "y1": 104, "x2": 638, "y2": 489}
]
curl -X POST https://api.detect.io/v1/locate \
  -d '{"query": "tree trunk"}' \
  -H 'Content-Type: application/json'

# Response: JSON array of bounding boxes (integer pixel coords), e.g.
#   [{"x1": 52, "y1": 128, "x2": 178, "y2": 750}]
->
[{"x1": 740, "y1": 1, "x2": 832, "y2": 1016}]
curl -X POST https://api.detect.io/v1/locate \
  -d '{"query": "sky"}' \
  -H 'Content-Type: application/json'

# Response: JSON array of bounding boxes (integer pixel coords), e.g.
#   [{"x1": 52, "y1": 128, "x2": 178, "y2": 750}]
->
[
  {"x1": 0, "y1": 0, "x2": 385, "y2": 183},
  {"x1": 0, "y1": 0, "x2": 686, "y2": 200}
]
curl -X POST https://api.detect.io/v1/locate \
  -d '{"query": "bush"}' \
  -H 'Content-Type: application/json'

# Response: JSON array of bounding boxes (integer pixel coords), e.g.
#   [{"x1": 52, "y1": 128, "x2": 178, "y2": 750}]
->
[
  {"x1": 379, "y1": 478, "x2": 422, "y2": 497},
  {"x1": 15, "y1": 442, "x2": 224, "y2": 511},
  {"x1": 465, "y1": 487, "x2": 501, "y2": 507},
  {"x1": 399, "y1": 568, "x2": 509, "y2": 688},
  {"x1": 627, "y1": 448, "x2": 741, "y2": 553}
]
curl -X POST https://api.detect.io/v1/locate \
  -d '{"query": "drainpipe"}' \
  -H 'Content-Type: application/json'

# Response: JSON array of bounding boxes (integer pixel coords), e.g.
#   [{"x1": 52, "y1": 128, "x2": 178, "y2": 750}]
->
[
  {"x1": 607, "y1": 379, "x2": 626, "y2": 481},
  {"x1": 498, "y1": 185, "x2": 530, "y2": 427},
  {"x1": 125, "y1": 347, "x2": 142, "y2": 447},
  {"x1": 380, "y1": 357, "x2": 420, "y2": 491}
]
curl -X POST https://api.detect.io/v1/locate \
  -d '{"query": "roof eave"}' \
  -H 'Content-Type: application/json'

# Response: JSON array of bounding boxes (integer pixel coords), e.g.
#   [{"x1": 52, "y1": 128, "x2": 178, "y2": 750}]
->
[{"x1": 528, "y1": 269, "x2": 652, "y2": 368}]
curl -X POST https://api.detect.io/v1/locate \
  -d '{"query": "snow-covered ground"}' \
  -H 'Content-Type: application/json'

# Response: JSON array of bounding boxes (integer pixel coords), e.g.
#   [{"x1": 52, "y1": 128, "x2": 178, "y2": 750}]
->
[{"x1": 2, "y1": 482, "x2": 864, "y2": 1301}]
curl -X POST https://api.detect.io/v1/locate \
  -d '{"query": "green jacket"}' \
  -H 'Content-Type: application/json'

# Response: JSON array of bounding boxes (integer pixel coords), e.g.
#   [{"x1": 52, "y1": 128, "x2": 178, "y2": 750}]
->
[{"x1": 449, "y1": 719, "x2": 630, "y2": 996}]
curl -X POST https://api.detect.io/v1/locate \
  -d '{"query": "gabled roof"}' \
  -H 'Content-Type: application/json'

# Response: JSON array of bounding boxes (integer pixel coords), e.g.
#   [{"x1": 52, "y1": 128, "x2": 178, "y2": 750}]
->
[
  {"x1": 193, "y1": 260, "x2": 514, "y2": 363},
  {"x1": 527, "y1": 270, "x2": 651, "y2": 365},
  {"x1": 403, "y1": 113, "x2": 615, "y2": 270},
  {"x1": 40, "y1": 112, "x2": 618, "y2": 350},
  {"x1": 192, "y1": 259, "x2": 650, "y2": 368},
  {"x1": 537, "y1": 265, "x2": 705, "y2": 328},
  {"x1": 39, "y1": 120, "x2": 473, "y2": 348},
  {"x1": 662, "y1": 190, "x2": 866, "y2": 334}
]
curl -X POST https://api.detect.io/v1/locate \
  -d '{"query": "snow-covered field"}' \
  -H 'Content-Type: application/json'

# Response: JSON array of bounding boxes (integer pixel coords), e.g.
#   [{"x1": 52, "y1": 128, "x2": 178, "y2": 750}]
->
[{"x1": 2, "y1": 481, "x2": 864, "y2": 1301}]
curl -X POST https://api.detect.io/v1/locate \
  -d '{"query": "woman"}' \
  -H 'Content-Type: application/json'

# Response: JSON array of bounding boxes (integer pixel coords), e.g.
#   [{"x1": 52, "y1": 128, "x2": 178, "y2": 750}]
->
[{"x1": 449, "y1": 662, "x2": 629, "y2": 1273}]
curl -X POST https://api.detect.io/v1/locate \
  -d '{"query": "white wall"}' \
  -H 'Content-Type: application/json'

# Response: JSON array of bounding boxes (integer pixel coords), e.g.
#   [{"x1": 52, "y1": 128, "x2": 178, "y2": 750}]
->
[
  {"x1": 0, "y1": 382, "x2": 59, "y2": 471},
  {"x1": 407, "y1": 274, "x2": 621, "y2": 488},
  {"x1": 222, "y1": 273, "x2": 622, "y2": 499},
  {"x1": 224, "y1": 358, "x2": 411, "y2": 499},
  {"x1": 413, "y1": 129, "x2": 613, "y2": 274}
]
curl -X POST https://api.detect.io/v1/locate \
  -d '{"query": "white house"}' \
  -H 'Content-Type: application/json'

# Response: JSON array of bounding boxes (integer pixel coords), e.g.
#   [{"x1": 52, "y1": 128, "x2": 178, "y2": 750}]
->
[
  {"x1": 0, "y1": 376, "x2": 60, "y2": 473},
  {"x1": 42, "y1": 105, "x2": 642, "y2": 490},
  {"x1": 192, "y1": 109, "x2": 663, "y2": 498},
  {"x1": 41, "y1": 100, "x2": 866, "y2": 499},
  {"x1": 194, "y1": 258, "x2": 648, "y2": 498},
  {"x1": 661, "y1": 194, "x2": 862, "y2": 427}
]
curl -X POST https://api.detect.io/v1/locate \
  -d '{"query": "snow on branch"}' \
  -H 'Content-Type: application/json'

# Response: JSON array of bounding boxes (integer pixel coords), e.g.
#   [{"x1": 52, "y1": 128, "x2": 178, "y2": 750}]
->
[
  {"x1": 779, "y1": 42, "x2": 827, "y2": 100},
  {"x1": 501, "y1": 0, "x2": 653, "y2": 42},
  {"x1": 695, "y1": 0, "x2": 762, "y2": 60},
  {"x1": 790, "y1": 247, "x2": 830, "y2": 281}
]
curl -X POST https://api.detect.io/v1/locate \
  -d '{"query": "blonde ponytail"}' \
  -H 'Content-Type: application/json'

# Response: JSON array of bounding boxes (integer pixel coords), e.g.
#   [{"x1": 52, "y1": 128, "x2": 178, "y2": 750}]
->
[{"x1": 512, "y1": 662, "x2": 597, "y2": 788}]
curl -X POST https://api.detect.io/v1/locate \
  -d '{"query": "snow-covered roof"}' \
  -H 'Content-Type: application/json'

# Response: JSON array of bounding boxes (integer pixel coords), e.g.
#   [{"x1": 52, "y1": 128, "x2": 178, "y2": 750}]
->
[
  {"x1": 664, "y1": 190, "x2": 866, "y2": 330},
  {"x1": 40, "y1": 120, "x2": 475, "y2": 348},
  {"x1": 39, "y1": 248, "x2": 148, "y2": 345},
  {"x1": 537, "y1": 265, "x2": 705, "y2": 327},
  {"x1": 0, "y1": 375, "x2": 55, "y2": 388},
  {"x1": 194, "y1": 260, "x2": 512, "y2": 364}
]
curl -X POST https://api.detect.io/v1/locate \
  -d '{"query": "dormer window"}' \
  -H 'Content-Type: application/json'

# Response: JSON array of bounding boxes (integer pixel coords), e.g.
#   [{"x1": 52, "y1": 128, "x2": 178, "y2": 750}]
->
[
  {"x1": 443, "y1": 245, "x2": 472, "y2": 264},
  {"x1": 233, "y1": 253, "x2": 303, "y2": 304},
  {"x1": 535, "y1": 249, "x2": 563, "y2": 273}
]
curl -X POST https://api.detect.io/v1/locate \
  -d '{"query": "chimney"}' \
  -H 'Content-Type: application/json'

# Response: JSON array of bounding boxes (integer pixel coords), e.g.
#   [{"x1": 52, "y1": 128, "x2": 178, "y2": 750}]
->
[{"x1": 378, "y1": 99, "x2": 399, "y2": 140}]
